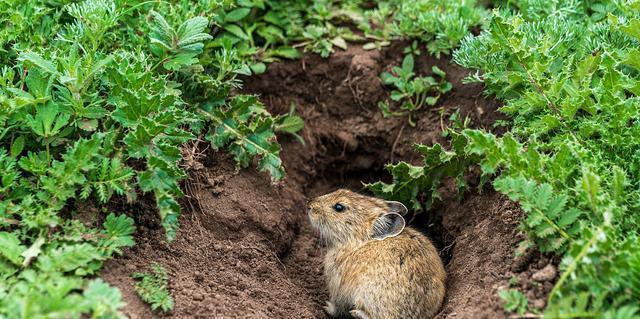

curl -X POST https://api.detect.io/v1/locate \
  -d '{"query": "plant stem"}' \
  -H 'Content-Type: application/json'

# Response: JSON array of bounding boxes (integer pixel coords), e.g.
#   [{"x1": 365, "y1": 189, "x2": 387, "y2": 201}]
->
[{"x1": 547, "y1": 226, "x2": 603, "y2": 305}]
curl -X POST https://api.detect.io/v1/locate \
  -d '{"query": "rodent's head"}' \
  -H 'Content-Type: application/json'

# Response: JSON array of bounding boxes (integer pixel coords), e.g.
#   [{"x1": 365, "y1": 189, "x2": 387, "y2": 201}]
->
[{"x1": 307, "y1": 189, "x2": 408, "y2": 246}]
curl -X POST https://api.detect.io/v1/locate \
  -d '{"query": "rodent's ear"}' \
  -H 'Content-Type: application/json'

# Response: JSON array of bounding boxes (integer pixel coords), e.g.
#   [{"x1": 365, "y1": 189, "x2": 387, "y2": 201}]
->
[
  {"x1": 372, "y1": 213, "x2": 406, "y2": 240},
  {"x1": 386, "y1": 201, "x2": 408, "y2": 216}
]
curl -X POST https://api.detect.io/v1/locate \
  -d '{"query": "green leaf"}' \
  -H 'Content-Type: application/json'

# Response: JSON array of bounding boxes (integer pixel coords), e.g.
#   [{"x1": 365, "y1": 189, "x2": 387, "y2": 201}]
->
[
  {"x1": 363, "y1": 42, "x2": 377, "y2": 50},
  {"x1": 331, "y1": 37, "x2": 348, "y2": 50},
  {"x1": 271, "y1": 47, "x2": 300, "y2": 59},
  {"x1": 177, "y1": 16, "x2": 212, "y2": 47},
  {"x1": 225, "y1": 24, "x2": 249, "y2": 40},
  {"x1": 624, "y1": 48, "x2": 640, "y2": 70},
  {"x1": 26, "y1": 102, "x2": 71, "y2": 138},
  {"x1": 82, "y1": 279, "x2": 126, "y2": 316},
  {"x1": 276, "y1": 115, "x2": 304, "y2": 133},
  {"x1": 258, "y1": 153, "x2": 285, "y2": 181},
  {"x1": 225, "y1": 8, "x2": 251, "y2": 22},
  {"x1": 402, "y1": 54, "x2": 414, "y2": 73},
  {"x1": 164, "y1": 53, "x2": 199, "y2": 71},
  {"x1": 250, "y1": 62, "x2": 267, "y2": 74},
  {"x1": 37, "y1": 243, "x2": 102, "y2": 273},
  {"x1": 0, "y1": 232, "x2": 26, "y2": 266},
  {"x1": 10, "y1": 136, "x2": 25, "y2": 158},
  {"x1": 432, "y1": 66, "x2": 446, "y2": 78},
  {"x1": 102, "y1": 213, "x2": 136, "y2": 250},
  {"x1": 499, "y1": 289, "x2": 528, "y2": 315},
  {"x1": 133, "y1": 264, "x2": 174, "y2": 312},
  {"x1": 203, "y1": 95, "x2": 288, "y2": 181},
  {"x1": 621, "y1": 19, "x2": 640, "y2": 41},
  {"x1": 18, "y1": 52, "x2": 59, "y2": 75}
]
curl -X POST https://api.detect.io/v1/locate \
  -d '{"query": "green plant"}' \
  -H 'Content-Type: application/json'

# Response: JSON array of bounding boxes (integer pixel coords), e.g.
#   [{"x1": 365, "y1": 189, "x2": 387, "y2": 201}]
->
[
  {"x1": 292, "y1": 0, "x2": 362, "y2": 58},
  {"x1": 148, "y1": 10, "x2": 213, "y2": 71},
  {"x1": 358, "y1": 0, "x2": 486, "y2": 56},
  {"x1": 499, "y1": 289, "x2": 529, "y2": 315},
  {"x1": 201, "y1": 94, "x2": 303, "y2": 181},
  {"x1": 209, "y1": 0, "x2": 361, "y2": 62},
  {"x1": 392, "y1": 0, "x2": 485, "y2": 57},
  {"x1": 133, "y1": 263, "x2": 174, "y2": 313},
  {"x1": 453, "y1": 3, "x2": 640, "y2": 313},
  {"x1": 0, "y1": 0, "x2": 304, "y2": 316},
  {"x1": 403, "y1": 40, "x2": 422, "y2": 56},
  {"x1": 0, "y1": 213, "x2": 135, "y2": 317},
  {"x1": 206, "y1": 0, "x2": 485, "y2": 61},
  {"x1": 378, "y1": 54, "x2": 452, "y2": 126},
  {"x1": 366, "y1": 117, "x2": 474, "y2": 213},
  {"x1": 371, "y1": 0, "x2": 640, "y2": 316}
]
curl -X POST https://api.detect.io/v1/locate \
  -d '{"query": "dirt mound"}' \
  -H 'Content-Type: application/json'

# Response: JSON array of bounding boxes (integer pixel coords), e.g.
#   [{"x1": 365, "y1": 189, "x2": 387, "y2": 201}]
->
[{"x1": 102, "y1": 43, "x2": 551, "y2": 318}]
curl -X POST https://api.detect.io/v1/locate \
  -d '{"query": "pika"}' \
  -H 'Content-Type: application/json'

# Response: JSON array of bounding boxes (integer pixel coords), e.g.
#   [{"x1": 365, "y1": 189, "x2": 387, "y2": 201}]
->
[{"x1": 308, "y1": 189, "x2": 445, "y2": 319}]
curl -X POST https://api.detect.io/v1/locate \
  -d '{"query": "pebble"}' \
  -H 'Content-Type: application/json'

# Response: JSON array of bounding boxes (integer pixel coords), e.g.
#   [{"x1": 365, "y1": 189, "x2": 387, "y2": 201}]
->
[
  {"x1": 192, "y1": 293, "x2": 204, "y2": 301},
  {"x1": 532, "y1": 299, "x2": 546, "y2": 309},
  {"x1": 532, "y1": 264, "x2": 557, "y2": 282},
  {"x1": 212, "y1": 186, "x2": 224, "y2": 195}
]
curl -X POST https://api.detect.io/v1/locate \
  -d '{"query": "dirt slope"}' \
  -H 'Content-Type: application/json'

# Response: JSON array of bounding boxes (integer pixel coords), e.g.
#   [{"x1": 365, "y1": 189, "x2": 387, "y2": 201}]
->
[{"x1": 102, "y1": 43, "x2": 554, "y2": 318}]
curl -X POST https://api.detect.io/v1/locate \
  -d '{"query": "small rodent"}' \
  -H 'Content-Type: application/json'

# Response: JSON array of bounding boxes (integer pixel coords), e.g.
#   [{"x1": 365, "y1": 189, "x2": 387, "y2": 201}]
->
[{"x1": 308, "y1": 189, "x2": 446, "y2": 319}]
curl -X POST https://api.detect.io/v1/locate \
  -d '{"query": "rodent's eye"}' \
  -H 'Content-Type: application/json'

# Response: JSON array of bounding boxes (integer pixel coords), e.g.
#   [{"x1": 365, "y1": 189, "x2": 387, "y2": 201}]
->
[{"x1": 333, "y1": 203, "x2": 345, "y2": 212}]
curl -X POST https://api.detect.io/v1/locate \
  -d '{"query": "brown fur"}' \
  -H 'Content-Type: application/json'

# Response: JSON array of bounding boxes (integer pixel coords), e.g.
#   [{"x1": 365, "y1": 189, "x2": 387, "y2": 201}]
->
[{"x1": 308, "y1": 189, "x2": 446, "y2": 319}]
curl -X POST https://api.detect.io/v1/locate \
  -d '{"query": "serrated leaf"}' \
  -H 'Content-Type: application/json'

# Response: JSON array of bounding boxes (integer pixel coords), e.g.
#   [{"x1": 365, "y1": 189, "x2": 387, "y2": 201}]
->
[
  {"x1": 624, "y1": 48, "x2": 640, "y2": 70},
  {"x1": 26, "y1": 102, "x2": 71, "y2": 138},
  {"x1": 225, "y1": 24, "x2": 249, "y2": 40},
  {"x1": 499, "y1": 289, "x2": 528, "y2": 315},
  {"x1": 164, "y1": 53, "x2": 199, "y2": 71},
  {"x1": 621, "y1": 19, "x2": 640, "y2": 41},
  {"x1": 258, "y1": 153, "x2": 285, "y2": 181},
  {"x1": 82, "y1": 279, "x2": 126, "y2": 315},
  {"x1": 178, "y1": 16, "x2": 210, "y2": 41},
  {"x1": 37, "y1": 243, "x2": 102, "y2": 273},
  {"x1": 203, "y1": 95, "x2": 288, "y2": 181},
  {"x1": 557, "y1": 208, "x2": 582, "y2": 227},
  {"x1": 102, "y1": 213, "x2": 135, "y2": 249},
  {"x1": 0, "y1": 232, "x2": 26, "y2": 266},
  {"x1": 19, "y1": 52, "x2": 59, "y2": 75},
  {"x1": 133, "y1": 264, "x2": 173, "y2": 312}
]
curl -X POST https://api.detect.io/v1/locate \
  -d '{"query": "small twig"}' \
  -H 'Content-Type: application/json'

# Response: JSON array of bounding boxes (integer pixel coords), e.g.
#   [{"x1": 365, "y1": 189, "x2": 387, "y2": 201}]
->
[
  {"x1": 20, "y1": 68, "x2": 28, "y2": 90},
  {"x1": 0, "y1": 218, "x2": 20, "y2": 225},
  {"x1": 439, "y1": 107, "x2": 447, "y2": 132},
  {"x1": 390, "y1": 123, "x2": 406, "y2": 163}
]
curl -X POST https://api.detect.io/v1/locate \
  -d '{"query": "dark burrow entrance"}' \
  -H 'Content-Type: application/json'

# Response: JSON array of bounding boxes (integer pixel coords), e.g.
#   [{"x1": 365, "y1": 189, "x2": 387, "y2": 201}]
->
[{"x1": 102, "y1": 43, "x2": 556, "y2": 318}]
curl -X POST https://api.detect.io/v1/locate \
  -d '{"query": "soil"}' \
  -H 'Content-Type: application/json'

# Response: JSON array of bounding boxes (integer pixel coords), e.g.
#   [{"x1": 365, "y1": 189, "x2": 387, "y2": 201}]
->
[{"x1": 101, "y1": 42, "x2": 554, "y2": 318}]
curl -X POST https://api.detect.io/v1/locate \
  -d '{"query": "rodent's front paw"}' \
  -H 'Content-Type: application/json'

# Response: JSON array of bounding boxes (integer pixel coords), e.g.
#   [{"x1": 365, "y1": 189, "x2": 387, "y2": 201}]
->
[
  {"x1": 349, "y1": 309, "x2": 371, "y2": 319},
  {"x1": 324, "y1": 301, "x2": 337, "y2": 316}
]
